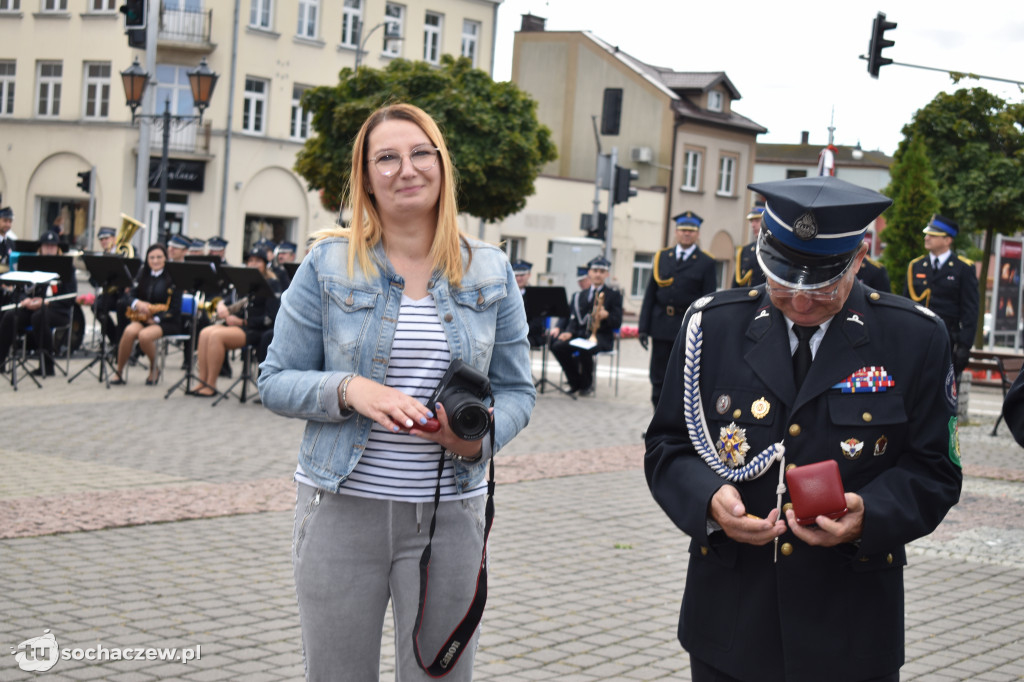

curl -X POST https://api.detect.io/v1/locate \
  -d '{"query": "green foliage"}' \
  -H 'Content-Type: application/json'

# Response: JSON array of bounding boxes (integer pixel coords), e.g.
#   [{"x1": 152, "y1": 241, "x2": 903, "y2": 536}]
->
[
  {"x1": 881, "y1": 135, "x2": 940, "y2": 292},
  {"x1": 293, "y1": 55, "x2": 558, "y2": 223}
]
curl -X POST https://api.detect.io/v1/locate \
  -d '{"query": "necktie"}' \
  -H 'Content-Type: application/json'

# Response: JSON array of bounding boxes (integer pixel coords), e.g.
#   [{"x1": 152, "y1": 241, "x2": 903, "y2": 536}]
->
[
  {"x1": 933, "y1": 257, "x2": 939, "y2": 271},
  {"x1": 792, "y1": 325, "x2": 819, "y2": 388}
]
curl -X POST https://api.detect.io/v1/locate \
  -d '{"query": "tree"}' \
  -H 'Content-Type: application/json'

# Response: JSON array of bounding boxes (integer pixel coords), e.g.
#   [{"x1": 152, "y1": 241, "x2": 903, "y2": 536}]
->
[
  {"x1": 880, "y1": 134, "x2": 940, "y2": 292},
  {"x1": 294, "y1": 55, "x2": 557, "y2": 223},
  {"x1": 900, "y1": 87, "x2": 1024, "y2": 344}
]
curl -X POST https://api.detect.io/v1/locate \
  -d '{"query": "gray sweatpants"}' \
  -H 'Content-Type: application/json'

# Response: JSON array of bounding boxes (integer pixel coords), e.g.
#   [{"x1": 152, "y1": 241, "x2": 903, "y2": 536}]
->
[{"x1": 293, "y1": 482, "x2": 487, "y2": 682}]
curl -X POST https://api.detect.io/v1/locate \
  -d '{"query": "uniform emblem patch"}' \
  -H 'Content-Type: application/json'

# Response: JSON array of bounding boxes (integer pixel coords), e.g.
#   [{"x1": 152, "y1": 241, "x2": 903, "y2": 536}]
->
[
  {"x1": 874, "y1": 435, "x2": 888, "y2": 457},
  {"x1": 944, "y1": 364, "x2": 958, "y2": 410},
  {"x1": 841, "y1": 438, "x2": 864, "y2": 459},
  {"x1": 948, "y1": 416, "x2": 962, "y2": 467},
  {"x1": 716, "y1": 422, "x2": 750, "y2": 469},
  {"x1": 751, "y1": 397, "x2": 771, "y2": 420},
  {"x1": 793, "y1": 211, "x2": 818, "y2": 240}
]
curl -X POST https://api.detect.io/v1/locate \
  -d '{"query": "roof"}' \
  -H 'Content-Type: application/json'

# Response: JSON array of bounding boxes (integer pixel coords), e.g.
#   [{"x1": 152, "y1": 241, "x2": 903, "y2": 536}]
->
[{"x1": 756, "y1": 143, "x2": 893, "y2": 168}]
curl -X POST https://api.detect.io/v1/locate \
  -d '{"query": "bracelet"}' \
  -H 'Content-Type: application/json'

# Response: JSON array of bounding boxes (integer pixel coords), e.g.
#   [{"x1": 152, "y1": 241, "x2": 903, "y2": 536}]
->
[
  {"x1": 446, "y1": 449, "x2": 482, "y2": 464},
  {"x1": 339, "y1": 373, "x2": 356, "y2": 412}
]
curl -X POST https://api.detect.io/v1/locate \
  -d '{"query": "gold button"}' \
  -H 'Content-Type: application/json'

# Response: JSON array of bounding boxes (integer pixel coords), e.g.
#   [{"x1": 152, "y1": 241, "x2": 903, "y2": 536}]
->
[
  {"x1": 785, "y1": 463, "x2": 797, "y2": 472},
  {"x1": 748, "y1": 289, "x2": 759, "y2": 297},
  {"x1": 870, "y1": 292, "x2": 880, "y2": 301},
  {"x1": 782, "y1": 502, "x2": 793, "y2": 513},
  {"x1": 700, "y1": 546, "x2": 709, "y2": 556},
  {"x1": 886, "y1": 553, "x2": 893, "y2": 565},
  {"x1": 788, "y1": 424, "x2": 801, "y2": 437},
  {"x1": 444, "y1": 313, "x2": 453, "y2": 322},
  {"x1": 862, "y1": 412, "x2": 873, "y2": 423},
  {"x1": 732, "y1": 409, "x2": 742, "y2": 419},
  {"x1": 780, "y1": 543, "x2": 793, "y2": 556}
]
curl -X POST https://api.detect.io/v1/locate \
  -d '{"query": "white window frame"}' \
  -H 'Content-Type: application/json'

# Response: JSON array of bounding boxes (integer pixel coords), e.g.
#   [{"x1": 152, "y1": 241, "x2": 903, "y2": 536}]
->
[
  {"x1": 461, "y1": 19, "x2": 480, "y2": 67},
  {"x1": 383, "y1": 3, "x2": 404, "y2": 57},
  {"x1": 242, "y1": 77, "x2": 268, "y2": 135},
  {"x1": 41, "y1": 0, "x2": 67, "y2": 11},
  {"x1": 89, "y1": 0, "x2": 116, "y2": 10},
  {"x1": 297, "y1": 0, "x2": 318, "y2": 39},
  {"x1": 290, "y1": 84, "x2": 313, "y2": 141},
  {"x1": 82, "y1": 62, "x2": 111, "y2": 120},
  {"x1": 717, "y1": 155, "x2": 737, "y2": 196},
  {"x1": 631, "y1": 253, "x2": 653, "y2": 298},
  {"x1": 502, "y1": 236, "x2": 524, "y2": 264},
  {"x1": 681, "y1": 148, "x2": 702, "y2": 192},
  {"x1": 0, "y1": 61, "x2": 14, "y2": 117},
  {"x1": 249, "y1": 0, "x2": 272, "y2": 29},
  {"x1": 36, "y1": 61, "x2": 62, "y2": 118},
  {"x1": 423, "y1": 12, "x2": 442, "y2": 64},
  {"x1": 707, "y1": 90, "x2": 723, "y2": 112},
  {"x1": 341, "y1": 0, "x2": 362, "y2": 48},
  {"x1": 0, "y1": 0, "x2": 21, "y2": 11}
]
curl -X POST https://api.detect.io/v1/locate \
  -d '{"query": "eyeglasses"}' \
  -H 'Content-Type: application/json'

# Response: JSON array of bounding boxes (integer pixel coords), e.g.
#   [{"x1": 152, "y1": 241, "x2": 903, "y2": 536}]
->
[
  {"x1": 765, "y1": 278, "x2": 843, "y2": 302},
  {"x1": 371, "y1": 146, "x2": 440, "y2": 177}
]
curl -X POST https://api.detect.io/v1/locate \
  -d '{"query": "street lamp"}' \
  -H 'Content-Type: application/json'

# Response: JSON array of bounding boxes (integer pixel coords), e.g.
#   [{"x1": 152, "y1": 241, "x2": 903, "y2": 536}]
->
[
  {"x1": 354, "y1": 20, "x2": 402, "y2": 70},
  {"x1": 120, "y1": 57, "x2": 218, "y2": 246}
]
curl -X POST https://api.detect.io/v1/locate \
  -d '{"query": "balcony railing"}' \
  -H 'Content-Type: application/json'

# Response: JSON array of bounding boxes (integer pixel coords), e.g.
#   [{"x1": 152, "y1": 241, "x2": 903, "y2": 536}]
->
[{"x1": 159, "y1": 7, "x2": 212, "y2": 46}]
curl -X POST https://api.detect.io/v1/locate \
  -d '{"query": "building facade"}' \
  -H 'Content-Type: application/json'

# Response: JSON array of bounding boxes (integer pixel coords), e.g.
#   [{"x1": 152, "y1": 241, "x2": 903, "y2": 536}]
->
[{"x1": 0, "y1": 0, "x2": 500, "y2": 260}]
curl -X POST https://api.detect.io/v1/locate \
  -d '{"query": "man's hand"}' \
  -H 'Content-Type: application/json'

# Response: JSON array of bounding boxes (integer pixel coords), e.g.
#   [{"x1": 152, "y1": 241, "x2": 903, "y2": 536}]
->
[
  {"x1": 785, "y1": 493, "x2": 865, "y2": 547},
  {"x1": 638, "y1": 333, "x2": 649, "y2": 350},
  {"x1": 709, "y1": 485, "x2": 786, "y2": 546}
]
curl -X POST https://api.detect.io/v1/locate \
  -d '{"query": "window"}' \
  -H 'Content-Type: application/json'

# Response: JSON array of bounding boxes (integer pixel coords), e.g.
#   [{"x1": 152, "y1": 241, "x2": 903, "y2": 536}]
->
[
  {"x1": 681, "y1": 148, "x2": 702, "y2": 192},
  {"x1": 341, "y1": 0, "x2": 361, "y2": 48},
  {"x1": 502, "y1": 236, "x2": 524, "y2": 264},
  {"x1": 90, "y1": 0, "x2": 116, "y2": 10},
  {"x1": 383, "y1": 3, "x2": 404, "y2": 57},
  {"x1": 290, "y1": 84, "x2": 313, "y2": 141},
  {"x1": 36, "y1": 61, "x2": 61, "y2": 118},
  {"x1": 0, "y1": 62, "x2": 14, "y2": 117},
  {"x1": 242, "y1": 77, "x2": 268, "y2": 134},
  {"x1": 297, "y1": 0, "x2": 318, "y2": 39},
  {"x1": 41, "y1": 0, "x2": 67, "y2": 10},
  {"x1": 786, "y1": 169, "x2": 808, "y2": 179},
  {"x1": 151, "y1": 64, "x2": 200, "y2": 150},
  {"x1": 423, "y1": 12, "x2": 442, "y2": 64},
  {"x1": 461, "y1": 19, "x2": 480, "y2": 66},
  {"x1": 707, "y1": 90, "x2": 723, "y2": 112},
  {"x1": 83, "y1": 62, "x2": 111, "y2": 119},
  {"x1": 631, "y1": 254, "x2": 653, "y2": 298},
  {"x1": 0, "y1": 0, "x2": 21, "y2": 11},
  {"x1": 250, "y1": 0, "x2": 272, "y2": 29},
  {"x1": 717, "y1": 155, "x2": 737, "y2": 196}
]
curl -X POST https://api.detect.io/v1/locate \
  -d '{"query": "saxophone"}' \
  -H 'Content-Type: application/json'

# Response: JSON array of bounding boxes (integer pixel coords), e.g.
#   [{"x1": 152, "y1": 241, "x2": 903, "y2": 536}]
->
[
  {"x1": 587, "y1": 291, "x2": 605, "y2": 344},
  {"x1": 126, "y1": 291, "x2": 172, "y2": 324}
]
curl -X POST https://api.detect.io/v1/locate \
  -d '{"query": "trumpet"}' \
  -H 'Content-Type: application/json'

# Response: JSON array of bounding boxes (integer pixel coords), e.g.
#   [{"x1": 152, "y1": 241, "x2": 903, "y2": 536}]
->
[{"x1": 587, "y1": 291, "x2": 605, "y2": 344}]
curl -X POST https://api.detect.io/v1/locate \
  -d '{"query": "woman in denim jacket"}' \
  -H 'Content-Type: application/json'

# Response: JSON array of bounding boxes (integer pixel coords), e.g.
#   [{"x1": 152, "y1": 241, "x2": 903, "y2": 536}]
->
[{"x1": 259, "y1": 103, "x2": 535, "y2": 681}]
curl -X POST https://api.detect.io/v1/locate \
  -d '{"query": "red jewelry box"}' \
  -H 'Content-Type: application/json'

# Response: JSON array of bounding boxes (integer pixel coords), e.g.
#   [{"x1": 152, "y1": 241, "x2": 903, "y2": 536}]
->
[{"x1": 785, "y1": 460, "x2": 848, "y2": 526}]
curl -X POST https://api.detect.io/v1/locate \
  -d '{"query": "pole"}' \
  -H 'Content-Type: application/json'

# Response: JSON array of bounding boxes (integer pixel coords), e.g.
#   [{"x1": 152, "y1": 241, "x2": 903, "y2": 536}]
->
[
  {"x1": 158, "y1": 101, "x2": 170, "y2": 246},
  {"x1": 604, "y1": 147, "x2": 617, "y2": 262},
  {"x1": 133, "y1": 0, "x2": 159, "y2": 236},
  {"x1": 590, "y1": 116, "x2": 603, "y2": 238},
  {"x1": 85, "y1": 166, "x2": 96, "y2": 248},
  {"x1": 217, "y1": 0, "x2": 240, "y2": 239}
]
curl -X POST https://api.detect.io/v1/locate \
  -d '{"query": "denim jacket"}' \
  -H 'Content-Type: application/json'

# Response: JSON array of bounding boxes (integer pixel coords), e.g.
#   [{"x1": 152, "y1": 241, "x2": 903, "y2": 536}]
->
[{"x1": 258, "y1": 236, "x2": 536, "y2": 494}]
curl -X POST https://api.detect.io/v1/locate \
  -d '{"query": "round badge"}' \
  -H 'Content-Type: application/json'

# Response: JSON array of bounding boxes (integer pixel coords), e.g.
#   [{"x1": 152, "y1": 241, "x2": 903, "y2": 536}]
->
[
  {"x1": 792, "y1": 211, "x2": 818, "y2": 240},
  {"x1": 716, "y1": 394, "x2": 731, "y2": 415},
  {"x1": 751, "y1": 397, "x2": 770, "y2": 420}
]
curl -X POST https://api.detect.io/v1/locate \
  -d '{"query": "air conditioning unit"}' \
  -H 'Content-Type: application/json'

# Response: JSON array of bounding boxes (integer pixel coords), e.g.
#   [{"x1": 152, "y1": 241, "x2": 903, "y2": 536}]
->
[{"x1": 630, "y1": 146, "x2": 653, "y2": 163}]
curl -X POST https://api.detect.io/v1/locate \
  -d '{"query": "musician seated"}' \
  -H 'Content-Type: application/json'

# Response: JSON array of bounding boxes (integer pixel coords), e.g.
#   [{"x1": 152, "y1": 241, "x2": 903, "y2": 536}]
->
[
  {"x1": 190, "y1": 247, "x2": 281, "y2": 397},
  {"x1": 112, "y1": 244, "x2": 182, "y2": 385},
  {"x1": 549, "y1": 256, "x2": 622, "y2": 397},
  {"x1": 0, "y1": 230, "x2": 77, "y2": 377}
]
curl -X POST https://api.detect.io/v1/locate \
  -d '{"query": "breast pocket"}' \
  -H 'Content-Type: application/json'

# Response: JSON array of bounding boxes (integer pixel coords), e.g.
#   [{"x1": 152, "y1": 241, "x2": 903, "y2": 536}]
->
[
  {"x1": 451, "y1": 281, "x2": 505, "y2": 365},
  {"x1": 324, "y1": 282, "x2": 378, "y2": 363},
  {"x1": 827, "y1": 392, "x2": 907, "y2": 474}
]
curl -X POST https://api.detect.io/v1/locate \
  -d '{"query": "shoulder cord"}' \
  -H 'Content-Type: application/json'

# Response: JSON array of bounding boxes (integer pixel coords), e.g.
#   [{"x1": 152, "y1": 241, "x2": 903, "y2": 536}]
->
[
  {"x1": 734, "y1": 246, "x2": 752, "y2": 287},
  {"x1": 652, "y1": 249, "x2": 674, "y2": 287},
  {"x1": 413, "y1": 399, "x2": 495, "y2": 677},
  {"x1": 905, "y1": 261, "x2": 931, "y2": 306}
]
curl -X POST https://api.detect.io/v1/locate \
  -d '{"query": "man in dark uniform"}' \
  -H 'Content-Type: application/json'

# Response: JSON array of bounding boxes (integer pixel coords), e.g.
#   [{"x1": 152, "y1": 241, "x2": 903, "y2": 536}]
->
[
  {"x1": 857, "y1": 254, "x2": 891, "y2": 292},
  {"x1": 645, "y1": 176, "x2": 962, "y2": 682},
  {"x1": 639, "y1": 211, "x2": 717, "y2": 408},
  {"x1": 0, "y1": 206, "x2": 16, "y2": 273},
  {"x1": 272, "y1": 241, "x2": 296, "y2": 288},
  {"x1": 903, "y1": 215, "x2": 978, "y2": 379},
  {"x1": 90, "y1": 226, "x2": 127, "y2": 347},
  {"x1": 207, "y1": 236, "x2": 229, "y2": 264},
  {"x1": 550, "y1": 256, "x2": 622, "y2": 397},
  {"x1": 732, "y1": 204, "x2": 766, "y2": 288},
  {"x1": 512, "y1": 260, "x2": 547, "y2": 348},
  {"x1": 167, "y1": 234, "x2": 190, "y2": 263}
]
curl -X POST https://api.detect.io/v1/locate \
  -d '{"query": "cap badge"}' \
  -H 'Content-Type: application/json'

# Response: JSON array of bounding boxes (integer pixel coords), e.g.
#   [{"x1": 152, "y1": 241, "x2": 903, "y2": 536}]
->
[
  {"x1": 751, "y1": 397, "x2": 770, "y2": 420},
  {"x1": 716, "y1": 422, "x2": 750, "y2": 469},
  {"x1": 841, "y1": 437, "x2": 864, "y2": 460},
  {"x1": 793, "y1": 211, "x2": 818, "y2": 240}
]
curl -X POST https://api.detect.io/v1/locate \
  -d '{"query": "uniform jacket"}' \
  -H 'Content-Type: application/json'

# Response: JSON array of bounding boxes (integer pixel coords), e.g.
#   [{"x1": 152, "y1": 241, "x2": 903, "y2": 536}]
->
[
  {"x1": 857, "y1": 256, "x2": 891, "y2": 293},
  {"x1": 258, "y1": 236, "x2": 536, "y2": 494},
  {"x1": 903, "y1": 252, "x2": 979, "y2": 349},
  {"x1": 645, "y1": 283, "x2": 962, "y2": 682},
  {"x1": 130, "y1": 268, "x2": 182, "y2": 335},
  {"x1": 731, "y1": 241, "x2": 765, "y2": 288},
  {"x1": 564, "y1": 284, "x2": 622, "y2": 353},
  {"x1": 639, "y1": 246, "x2": 716, "y2": 340}
]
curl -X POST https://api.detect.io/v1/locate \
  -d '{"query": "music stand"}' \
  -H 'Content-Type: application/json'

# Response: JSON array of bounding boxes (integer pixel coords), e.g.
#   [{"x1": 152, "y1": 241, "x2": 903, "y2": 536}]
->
[
  {"x1": 212, "y1": 266, "x2": 275, "y2": 406},
  {"x1": 14, "y1": 256, "x2": 77, "y2": 379},
  {"x1": 69, "y1": 256, "x2": 135, "y2": 386},
  {"x1": 522, "y1": 286, "x2": 574, "y2": 398},
  {"x1": 162, "y1": 261, "x2": 224, "y2": 399},
  {"x1": 281, "y1": 262, "x2": 300, "y2": 291},
  {"x1": 0, "y1": 270, "x2": 59, "y2": 390}
]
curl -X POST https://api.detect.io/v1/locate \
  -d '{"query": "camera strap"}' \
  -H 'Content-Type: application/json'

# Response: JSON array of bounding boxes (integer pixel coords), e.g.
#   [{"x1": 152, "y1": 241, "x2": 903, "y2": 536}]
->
[{"x1": 412, "y1": 420, "x2": 495, "y2": 677}]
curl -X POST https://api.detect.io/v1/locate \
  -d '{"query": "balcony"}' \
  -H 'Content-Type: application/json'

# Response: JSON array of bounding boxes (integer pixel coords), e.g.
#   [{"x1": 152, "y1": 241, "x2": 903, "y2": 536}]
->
[
  {"x1": 150, "y1": 121, "x2": 212, "y2": 156},
  {"x1": 158, "y1": 6, "x2": 213, "y2": 51}
]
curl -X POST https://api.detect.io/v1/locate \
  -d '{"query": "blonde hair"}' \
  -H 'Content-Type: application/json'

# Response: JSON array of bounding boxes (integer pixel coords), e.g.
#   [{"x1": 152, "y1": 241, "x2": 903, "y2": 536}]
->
[{"x1": 312, "y1": 103, "x2": 468, "y2": 286}]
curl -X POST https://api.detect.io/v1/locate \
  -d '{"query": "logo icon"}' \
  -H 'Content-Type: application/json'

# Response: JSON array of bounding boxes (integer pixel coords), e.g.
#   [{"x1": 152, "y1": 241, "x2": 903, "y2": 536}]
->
[{"x1": 11, "y1": 629, "x2": 59, "y2": 672}]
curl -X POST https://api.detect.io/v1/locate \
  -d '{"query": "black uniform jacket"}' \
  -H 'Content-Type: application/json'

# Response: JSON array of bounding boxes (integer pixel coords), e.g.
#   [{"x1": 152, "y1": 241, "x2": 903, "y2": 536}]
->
[
  {"x1": 1002, "y1": 366, "x2": 1024, "y2": 448},
  {"x1": 857, "y1": 256, "x2": 891, "y2": 293},
  {"x1": 903, "y1": 253, "x2": 978, "y2": 349},
  {"x1": 639, "y1": 246, "x2": 717, "y2": 341},
  {"x1": 732, "y1": 241, "x2": 766, "y2": 288},
  {"x1": 565, "y1": 285, "x2": 622, "y2": 353},
  {"x1": 645, "y1": 283, "x2": 963, "y2": 682},
  {"x1": 130, "y1": 269, "x2": 183, "y2": 335}
]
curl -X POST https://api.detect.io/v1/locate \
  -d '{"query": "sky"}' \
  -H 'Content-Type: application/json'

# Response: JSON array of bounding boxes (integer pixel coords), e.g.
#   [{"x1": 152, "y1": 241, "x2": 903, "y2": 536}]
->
[{"x1": 491, "y1": 0, "x2": 1024, "y2": 156}]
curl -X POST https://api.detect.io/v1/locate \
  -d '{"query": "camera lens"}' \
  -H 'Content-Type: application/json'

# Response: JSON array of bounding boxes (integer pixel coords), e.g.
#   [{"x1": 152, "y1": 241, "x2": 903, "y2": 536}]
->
[{"x1": 443, "y1": 390, "x2": 491, "y2": 441}]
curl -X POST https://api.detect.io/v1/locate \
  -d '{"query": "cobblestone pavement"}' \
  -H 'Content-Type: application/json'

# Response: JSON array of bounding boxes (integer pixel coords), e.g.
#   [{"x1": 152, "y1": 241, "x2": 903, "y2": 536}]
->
[{"x1": 2, "y1": 335, "x2": 1023, "y2": 681}]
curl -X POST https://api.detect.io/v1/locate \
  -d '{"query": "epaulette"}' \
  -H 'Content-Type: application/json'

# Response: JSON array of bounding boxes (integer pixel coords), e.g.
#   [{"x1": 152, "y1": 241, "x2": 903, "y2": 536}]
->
[
  {"x1": 690, "y1": 286, "x2": 764, "y2": 313},
  {"x1": 956, "y1": 253, "x2": 974, "y2": 266},
  {"x1": 865, "y1": 288, "x2": 940, "y2": 320}
]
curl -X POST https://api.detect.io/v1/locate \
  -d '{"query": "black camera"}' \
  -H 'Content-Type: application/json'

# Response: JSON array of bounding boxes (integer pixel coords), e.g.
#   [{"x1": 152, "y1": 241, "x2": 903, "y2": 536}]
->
[{"x1": 428, "y1": 359, "x2": 493, "y2": 441}]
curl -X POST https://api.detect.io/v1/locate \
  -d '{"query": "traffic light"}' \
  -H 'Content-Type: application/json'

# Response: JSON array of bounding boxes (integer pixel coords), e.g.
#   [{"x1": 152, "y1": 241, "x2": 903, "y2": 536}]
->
[
  {"x1": 120, "y1": 0, "x2": 146, "y2": 30},
  {"x1": 76, "y1": 170, "x2": 92, "y2": 194},
  {"x1": 612, "y1": 165, "x2": 638, "y2": 205},
  {"x1": 867, "y1": 11, "x2": 897, "y2": 79}
]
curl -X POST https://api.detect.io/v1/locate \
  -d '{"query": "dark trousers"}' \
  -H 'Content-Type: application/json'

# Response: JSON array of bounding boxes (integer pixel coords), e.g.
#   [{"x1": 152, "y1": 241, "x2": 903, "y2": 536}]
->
[
  {"x1": 649, "y1": 337, "x2": 674, "y2": 408},
  {"x1": 550, "y1": 337, "x2": 596, "y2": 391},
  {"x1": 0, "y1": 305, "x2": 71, "y2": 370},
  {"x1": 689, "y1": 655, "x2": 899, "y2": 682}
]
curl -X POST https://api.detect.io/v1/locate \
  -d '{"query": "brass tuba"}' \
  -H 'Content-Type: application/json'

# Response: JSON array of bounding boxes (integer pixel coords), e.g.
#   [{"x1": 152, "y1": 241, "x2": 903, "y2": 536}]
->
[{"x1": 115, "y1": 213, "x2": 145, "y2": 258}]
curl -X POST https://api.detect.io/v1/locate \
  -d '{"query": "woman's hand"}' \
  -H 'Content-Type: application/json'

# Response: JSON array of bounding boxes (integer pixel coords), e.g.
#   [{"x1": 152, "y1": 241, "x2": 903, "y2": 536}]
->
[
  {"x1": 216, "y1": 302, "x2": 229, "y2": 320},
  {"x1": 135, "y1": 300, "x2": 151, "y2": 315},
  {"x1": 408, "y1": 403, "x2": 493, "y2": 460},
  {"x1": 344, "y1": 376, "x2": 435, "y2": 434}
]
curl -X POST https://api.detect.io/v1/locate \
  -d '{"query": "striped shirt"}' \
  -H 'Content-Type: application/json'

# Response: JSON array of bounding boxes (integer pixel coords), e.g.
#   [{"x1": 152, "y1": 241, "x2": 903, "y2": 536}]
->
[{"x1": 295, "y1": 294, "x2": 486, "y2": 502}]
